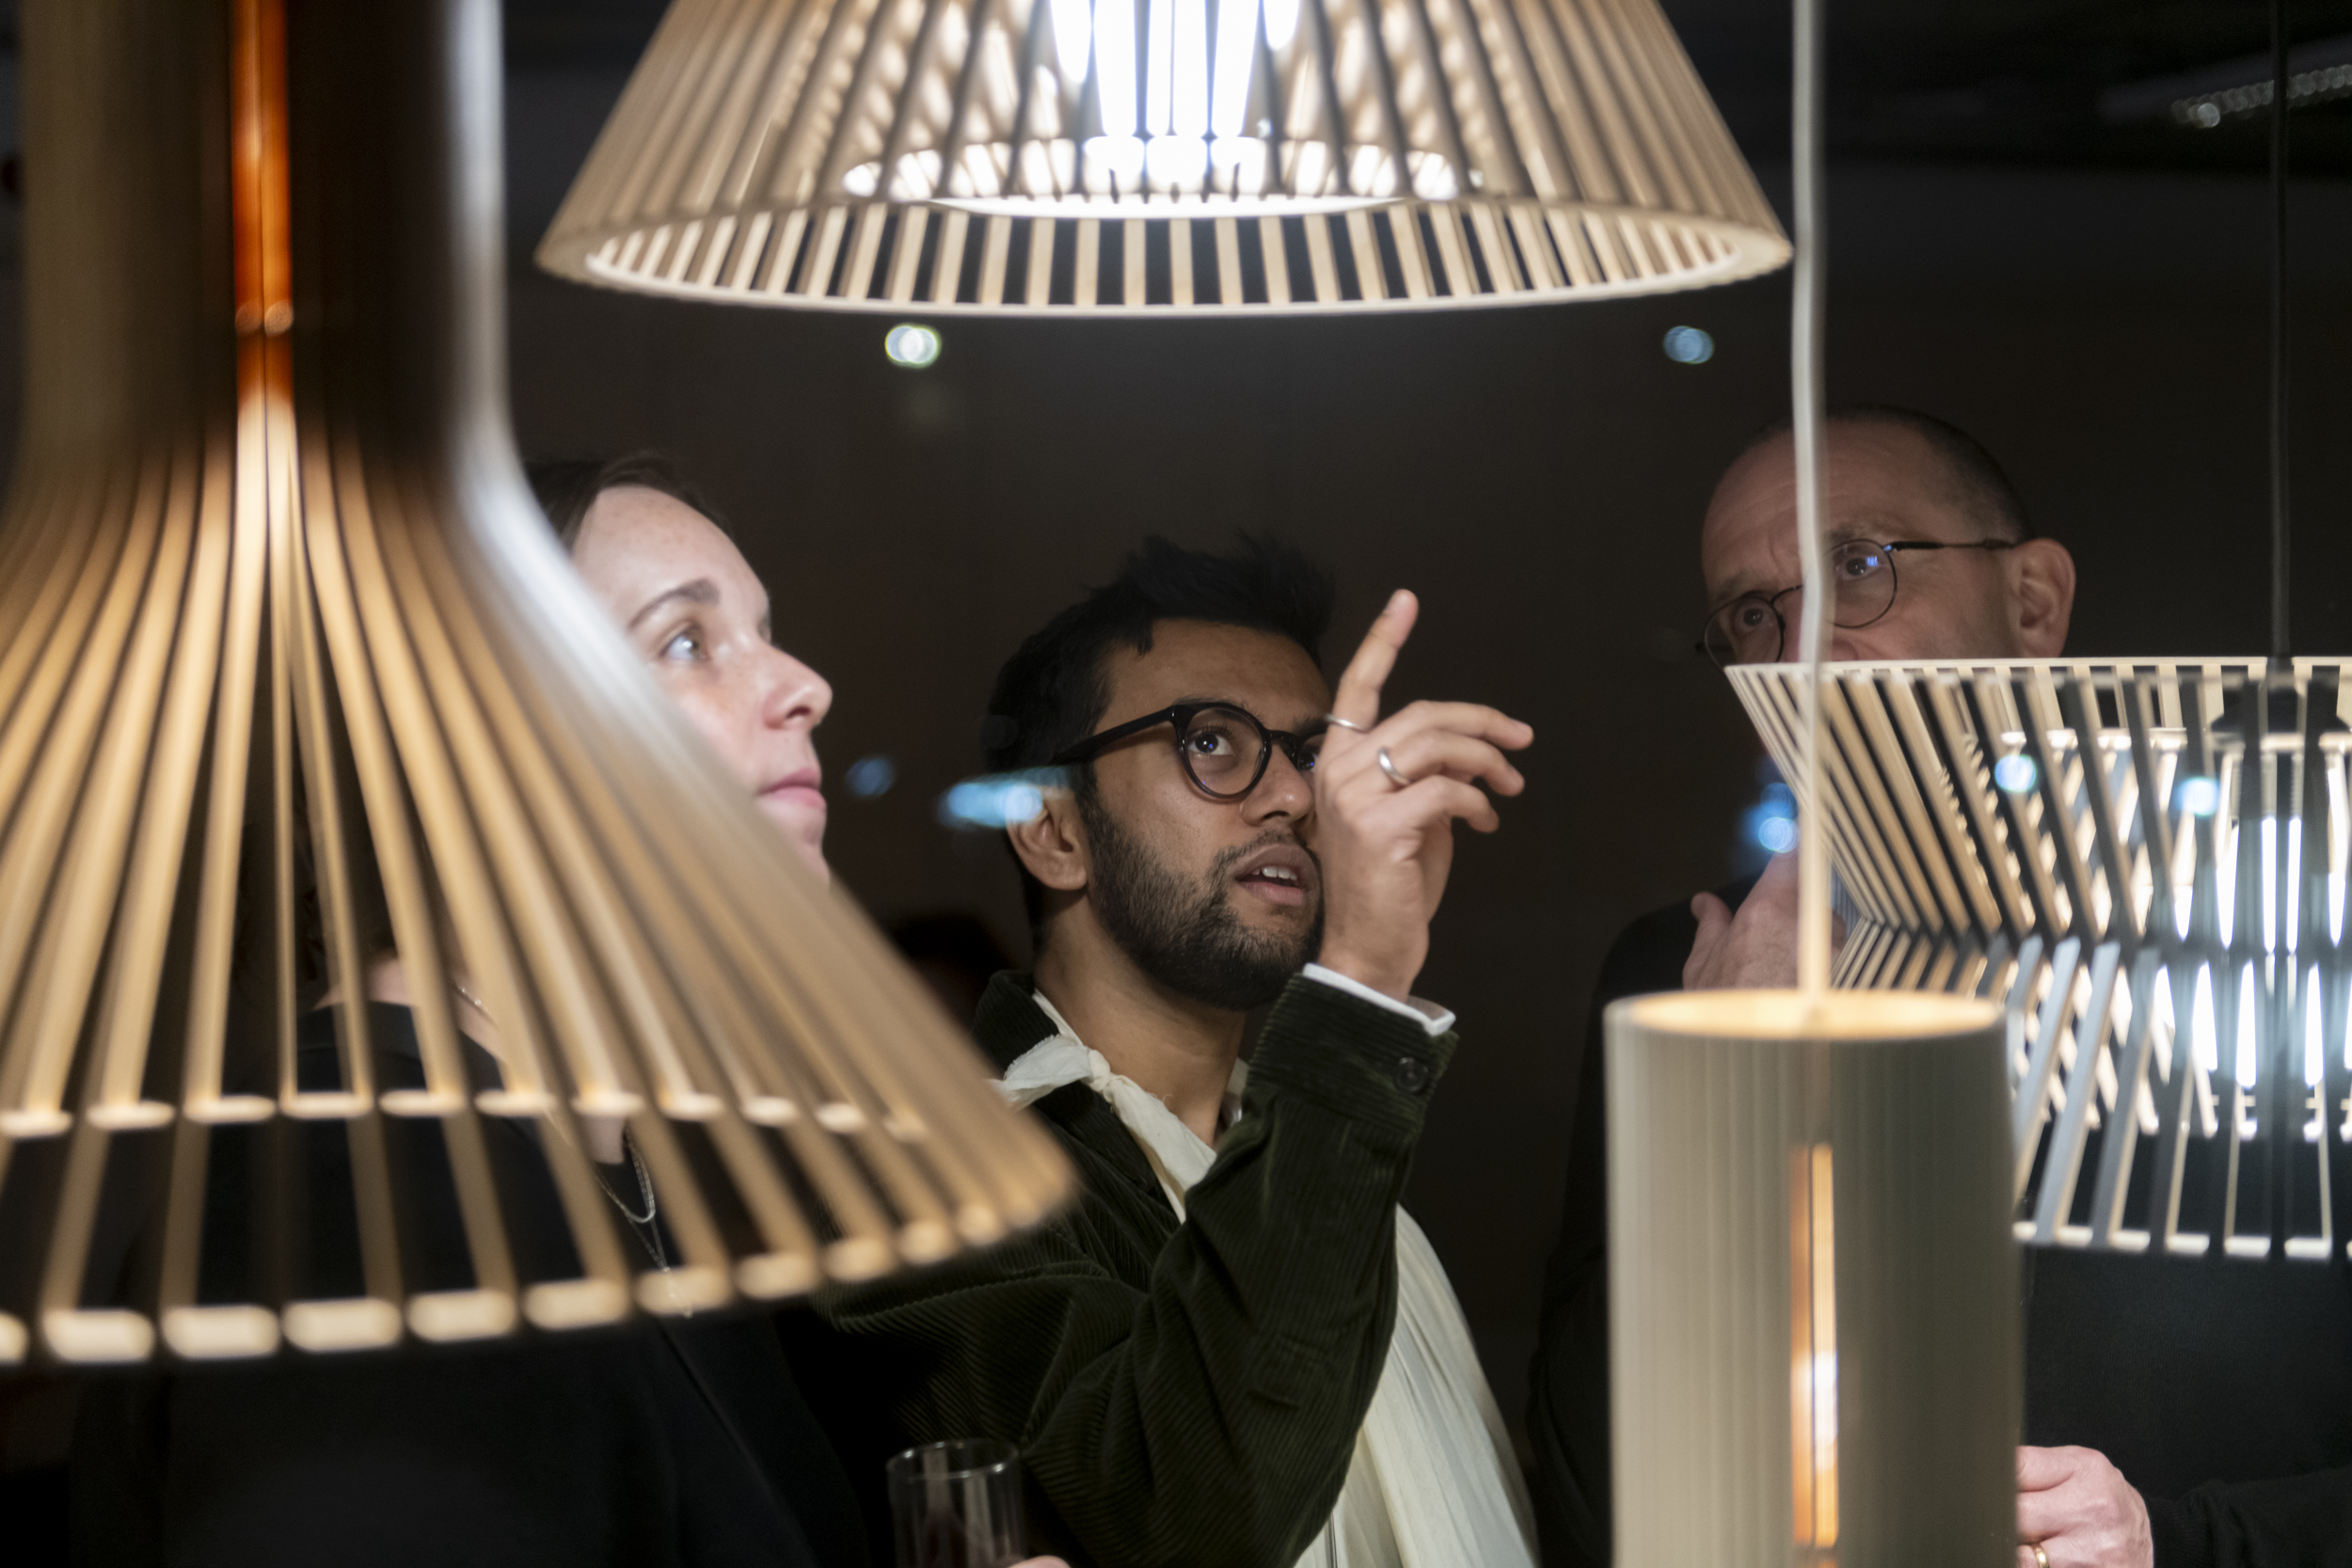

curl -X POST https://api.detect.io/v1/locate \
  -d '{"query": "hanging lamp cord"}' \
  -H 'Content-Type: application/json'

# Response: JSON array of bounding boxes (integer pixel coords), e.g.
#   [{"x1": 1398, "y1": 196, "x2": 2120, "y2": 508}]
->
[
  {"x1": 2270, "y1": 0, "x2": 2290, "y2": 667},
  {"x1": 1790, "y1": 0, "x2": 1832, "y2": 1006}
]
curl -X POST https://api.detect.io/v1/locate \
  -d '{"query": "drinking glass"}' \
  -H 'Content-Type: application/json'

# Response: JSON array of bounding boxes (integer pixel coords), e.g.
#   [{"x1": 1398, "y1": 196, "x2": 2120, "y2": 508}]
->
[{"x1": 886, "y1": 1439, "x2": 1026, "y2": 1568}]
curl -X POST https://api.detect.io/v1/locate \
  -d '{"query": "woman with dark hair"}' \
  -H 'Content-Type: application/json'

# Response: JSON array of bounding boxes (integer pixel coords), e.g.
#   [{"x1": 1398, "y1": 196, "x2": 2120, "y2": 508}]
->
[{"x1": 74, "y1": 454, "x2": 1063, "y2": 1568}]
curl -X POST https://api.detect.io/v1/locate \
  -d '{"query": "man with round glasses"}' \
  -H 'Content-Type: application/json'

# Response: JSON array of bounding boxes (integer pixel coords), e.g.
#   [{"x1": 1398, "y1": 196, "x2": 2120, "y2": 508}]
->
[
  {"x1": 798, "y1": 535, "x2": 1537, "y2": 1567},
  {"x1": 1696, "y1": 418, "x2": 2074, "y2": 673},
  {"x1": 1678, "y1": 408, "x2": 2077, "y2": 990}
]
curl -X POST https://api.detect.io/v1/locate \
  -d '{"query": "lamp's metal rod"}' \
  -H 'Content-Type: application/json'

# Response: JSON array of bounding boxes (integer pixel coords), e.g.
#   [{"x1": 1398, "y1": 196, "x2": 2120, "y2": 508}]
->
[
  {"x1": 1792, "y1": 0, "x2": 1831, "y2": 1001},
  {"x1": 2271, "y1": 0, "x2": 2291, "y2": 668}
]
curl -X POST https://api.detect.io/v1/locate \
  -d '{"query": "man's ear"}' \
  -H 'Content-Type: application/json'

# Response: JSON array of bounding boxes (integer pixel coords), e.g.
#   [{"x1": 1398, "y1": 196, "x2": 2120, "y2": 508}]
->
[
  {"x1": 1005, "y1": 790, "x2": 1090, "y2": 896},
  {"x1": 2009, "y1": 538, "x2": 2075, "y2": 657}
]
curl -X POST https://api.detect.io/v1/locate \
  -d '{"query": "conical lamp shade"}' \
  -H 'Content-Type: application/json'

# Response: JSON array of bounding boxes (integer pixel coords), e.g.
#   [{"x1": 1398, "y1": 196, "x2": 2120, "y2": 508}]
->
[
  {"x1": 537, "y1": 0, "x2": 1788, "y2": 313},
  {"x1": 0, "y1": 0, "x2": 1069, "y2": 1368}
]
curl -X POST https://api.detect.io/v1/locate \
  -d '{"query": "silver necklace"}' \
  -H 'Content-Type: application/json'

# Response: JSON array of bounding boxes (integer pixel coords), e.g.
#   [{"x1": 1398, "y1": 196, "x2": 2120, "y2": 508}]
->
[
  {"x1": 604, "y1": 1138, "x2": 669, "y2": 1271},
  {"x1": 607, "y1": 1138, "x2": 658, "y2": 1225},
  {"x1": 449, "y1": 979, "x2": 667, "y2": 1262}
]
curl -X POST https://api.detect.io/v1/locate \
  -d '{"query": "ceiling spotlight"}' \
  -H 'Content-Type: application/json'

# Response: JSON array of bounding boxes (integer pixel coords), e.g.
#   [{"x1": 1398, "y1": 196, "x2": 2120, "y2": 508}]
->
[
  {"x1": 1663, "y1": 325, "x2": 1714, "y2": 364},
  {"x1": 885, "y1": 324, "x2": 942, "y2": 369}
]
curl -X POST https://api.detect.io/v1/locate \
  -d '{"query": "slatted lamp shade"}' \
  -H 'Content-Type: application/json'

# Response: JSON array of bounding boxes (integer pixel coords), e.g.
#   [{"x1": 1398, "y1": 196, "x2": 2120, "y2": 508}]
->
[
  {"x1": 0, "y1": 0, "x2": 1070, "y2": 1368},
  {"x1": 535, "y1": 0, "x2": 1788, "y2": 312},
  {"x1": 1731, "y1": 657, "x2": 2352, "y2": 1262}
]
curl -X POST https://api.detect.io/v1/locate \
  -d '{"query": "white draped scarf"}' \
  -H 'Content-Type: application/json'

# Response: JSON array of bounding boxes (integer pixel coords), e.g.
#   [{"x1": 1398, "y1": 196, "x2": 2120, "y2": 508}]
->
[{"x1": 995, "y1": 996, "x2": 1538, "y2": 1568}]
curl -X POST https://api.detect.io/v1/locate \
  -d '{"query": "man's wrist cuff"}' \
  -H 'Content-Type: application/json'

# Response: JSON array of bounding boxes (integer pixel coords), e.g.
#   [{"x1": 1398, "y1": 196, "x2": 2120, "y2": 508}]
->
[
  {"x1": 1302, "y1": 963, "x2": 1454, "y2": 1036},
  {"x1": 1248, "y1": 975, "x2": 1458, "y2": 1140}
]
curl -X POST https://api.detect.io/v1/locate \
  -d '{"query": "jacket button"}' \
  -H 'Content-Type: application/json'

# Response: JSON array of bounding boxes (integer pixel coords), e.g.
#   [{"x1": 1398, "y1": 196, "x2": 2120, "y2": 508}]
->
[{"x1": 1393, "y1": 1056, "x2": 1431, "y2": 1095}]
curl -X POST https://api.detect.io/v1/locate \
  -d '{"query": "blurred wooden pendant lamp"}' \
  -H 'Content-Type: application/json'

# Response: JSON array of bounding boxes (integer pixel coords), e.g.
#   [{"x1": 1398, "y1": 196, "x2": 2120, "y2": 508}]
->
[
  {"x1": 0, "y1": 0, "x2": 1070, "y2": 1369},
  {"x1": 1599, "y1": 0, "x2": 2020, "y2": 1560},
  {"x1": 538, "y1": 0, "x2": 1790, "y2": 312}
]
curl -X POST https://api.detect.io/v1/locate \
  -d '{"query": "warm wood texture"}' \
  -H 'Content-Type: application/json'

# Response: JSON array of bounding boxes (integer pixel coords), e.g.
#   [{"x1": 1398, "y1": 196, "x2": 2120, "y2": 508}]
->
[
  {"x1": 0, "y1": 0, "x2": 1070, "y2": 1369},
  {"x1": 536, "y1": 0, "x2": 1788, "y2": 313},
  {"x1": 1729, "y1": 657, "x2": 2352, "y2": 1263}
]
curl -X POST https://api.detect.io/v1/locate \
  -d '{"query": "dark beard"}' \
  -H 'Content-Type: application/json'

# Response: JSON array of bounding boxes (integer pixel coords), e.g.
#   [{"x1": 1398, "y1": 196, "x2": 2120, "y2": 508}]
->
[{"x1": 1081, "y1": 798, "x2": 1321, "y2": 1013}]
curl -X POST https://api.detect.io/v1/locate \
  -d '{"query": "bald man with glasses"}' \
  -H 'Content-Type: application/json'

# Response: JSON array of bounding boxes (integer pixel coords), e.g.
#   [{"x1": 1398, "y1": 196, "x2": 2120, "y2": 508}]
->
[
  {"x1": 1531, "y1": 406, "x2": 2093, "y2": 1563},
  {"x1": 1678, "y1": 408, "x2": 2075, "y2": 987}
]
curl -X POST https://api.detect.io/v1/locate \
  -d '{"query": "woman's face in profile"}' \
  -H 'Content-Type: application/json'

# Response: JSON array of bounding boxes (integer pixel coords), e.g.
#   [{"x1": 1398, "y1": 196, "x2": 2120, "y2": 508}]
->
[{"x1": 569, "y1": 484, "x2": 834, "y2": 879}]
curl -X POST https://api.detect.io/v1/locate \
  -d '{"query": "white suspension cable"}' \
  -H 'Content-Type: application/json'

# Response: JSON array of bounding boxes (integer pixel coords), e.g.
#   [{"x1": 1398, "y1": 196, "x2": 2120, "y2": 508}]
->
[{"x1": 1791, "y1": 0, "x2": 1832, "y2": 1005}]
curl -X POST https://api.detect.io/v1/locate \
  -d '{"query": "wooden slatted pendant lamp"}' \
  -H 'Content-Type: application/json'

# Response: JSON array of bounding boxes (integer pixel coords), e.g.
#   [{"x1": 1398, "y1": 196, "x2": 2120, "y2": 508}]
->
[
  {"x1": 1728, "y1": 656, "x2": 2352, "y2": 1262},
  {"x1": 536, "y1": 0, "x2": 1788, "y2": 312},
  {"x1": 0, "y1": 0, "x2": 1070, "y2": 1368}
]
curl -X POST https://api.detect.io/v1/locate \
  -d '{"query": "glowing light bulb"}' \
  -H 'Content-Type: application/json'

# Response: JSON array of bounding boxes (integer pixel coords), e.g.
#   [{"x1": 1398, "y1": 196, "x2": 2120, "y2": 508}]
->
[
  {"x1": 2193, "y1": 965, "x2": 2217, "y2": 1074},
  {"x1": 1051, "y1": 0, "x2": 1092, "y2": 82},
  {"x1": 1210, "y1": 0, "x2": 1259, "y2": 137},
  {"x1": 1095, "y1": 0, "x2": 1139, "y2": 136},
  {"x1": 2307, "y1": 965, "x2": 2325, "y2": 1088}
]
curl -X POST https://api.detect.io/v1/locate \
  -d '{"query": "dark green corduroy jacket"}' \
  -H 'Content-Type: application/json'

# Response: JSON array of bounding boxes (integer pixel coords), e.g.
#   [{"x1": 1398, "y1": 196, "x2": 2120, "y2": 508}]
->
[{"x1": 806, "y1": 969, "x2": 1458, "y2": 1568}]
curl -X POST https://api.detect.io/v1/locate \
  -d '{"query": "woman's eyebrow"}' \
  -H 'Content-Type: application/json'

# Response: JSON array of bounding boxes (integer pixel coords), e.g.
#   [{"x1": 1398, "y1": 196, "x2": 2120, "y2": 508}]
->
[{"x1": 627, "y1": 578, "x2": 719, "y2": 631}]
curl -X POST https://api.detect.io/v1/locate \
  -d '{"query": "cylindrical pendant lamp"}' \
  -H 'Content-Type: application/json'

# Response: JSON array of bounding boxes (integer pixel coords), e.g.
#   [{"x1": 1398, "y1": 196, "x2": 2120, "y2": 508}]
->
[
  {"x1": 0, "y1": 0, "x2": 1070, "y2": 1368},
  {"x1": 536, "y1": 0, "x2": 1788, "y2": 313},
  {"x1": 1606, "y1": 990, "x2": 2016, "y2": 1565}
]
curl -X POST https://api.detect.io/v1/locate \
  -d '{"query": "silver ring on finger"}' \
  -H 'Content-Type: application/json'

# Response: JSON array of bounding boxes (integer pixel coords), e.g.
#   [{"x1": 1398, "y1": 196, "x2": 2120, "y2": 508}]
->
[
  {"x1": 1322, "y1": 713, "x2": 1374, "y2": 735},
  {"x1": 1375, "y1": 746, "x2": 1413, "y2": 789}
]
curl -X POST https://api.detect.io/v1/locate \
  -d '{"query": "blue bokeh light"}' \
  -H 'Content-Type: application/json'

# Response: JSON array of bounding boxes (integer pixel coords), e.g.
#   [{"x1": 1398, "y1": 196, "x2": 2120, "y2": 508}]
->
[
  {"x1": 1741, "y1": 781, "x2": 1797, "y2": 856},
  {"x1": 937, "y1": 770, "x2": 1064, "y2": 830},
  {"x1": 1662, "y1": 325, "x2": 1714, "y2": 365},
  {"x1": 1994, "y1": 753, "x2": 2038, "y2": 794},
  {"x1": 2177, "y1": 774, "x2": 2221, "y2": 817},
  {"x1": 845, "y1": 755, "x2": 898, "y2": 799}
]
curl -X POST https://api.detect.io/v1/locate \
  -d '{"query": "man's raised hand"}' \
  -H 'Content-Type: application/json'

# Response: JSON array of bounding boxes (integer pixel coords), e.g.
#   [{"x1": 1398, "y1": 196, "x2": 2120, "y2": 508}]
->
[{"x1": 1311, "y1": 590, "x2": 1533, "y2": 1002}]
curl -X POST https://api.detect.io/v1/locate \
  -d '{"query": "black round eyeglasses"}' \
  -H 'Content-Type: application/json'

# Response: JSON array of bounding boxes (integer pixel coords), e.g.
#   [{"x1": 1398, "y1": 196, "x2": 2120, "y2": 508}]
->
[
  {"x1": 1697, "y1": 537, "x2": 2020, "y2": 667},
  {"x1": 1049, "y1": 703, "x2": 1326, "y2": 800}
]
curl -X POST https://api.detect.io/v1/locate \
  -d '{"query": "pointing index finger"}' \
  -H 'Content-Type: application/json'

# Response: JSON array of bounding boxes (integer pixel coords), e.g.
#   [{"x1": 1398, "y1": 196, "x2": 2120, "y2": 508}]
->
[{"x1": 1330, "y1": 590, "x2": 1417, "y2": 732}]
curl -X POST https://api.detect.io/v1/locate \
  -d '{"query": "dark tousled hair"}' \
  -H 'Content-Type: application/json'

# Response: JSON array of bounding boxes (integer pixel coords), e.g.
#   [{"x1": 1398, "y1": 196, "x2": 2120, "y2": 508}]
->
[
  {"x1": 984, "y1": 534, "x2": 1337, "y2": 926},
  {"x1": 1743, "y1": 404, "x2": 2035, "y2": 543},
  {"x1": 526, "y1": 451, "x2": 728, "y2": 552},
  {"x1": 984, "y1": 534, "x2": 1336, "y2": 774}
]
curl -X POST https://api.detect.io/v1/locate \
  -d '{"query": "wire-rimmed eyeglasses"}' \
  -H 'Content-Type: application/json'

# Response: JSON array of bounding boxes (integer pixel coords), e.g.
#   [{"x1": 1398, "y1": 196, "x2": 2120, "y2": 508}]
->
[
  {"x1": 1050, "y1": 703, "x2": 1327, "y2": 800},
  {"x1": 1697, "y1": 537, "x2": 2020, "y2": 667}
]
